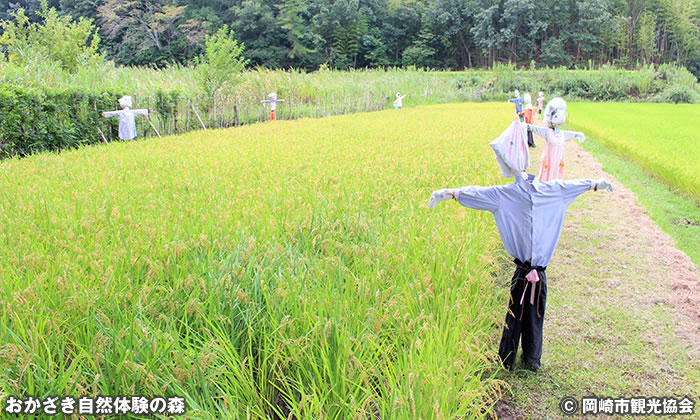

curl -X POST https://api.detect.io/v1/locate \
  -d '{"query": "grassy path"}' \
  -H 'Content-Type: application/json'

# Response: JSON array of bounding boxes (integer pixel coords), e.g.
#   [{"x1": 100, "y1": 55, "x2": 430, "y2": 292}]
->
[{"x1": 494, "y1": 134, "x2": 700, "y2": 419}]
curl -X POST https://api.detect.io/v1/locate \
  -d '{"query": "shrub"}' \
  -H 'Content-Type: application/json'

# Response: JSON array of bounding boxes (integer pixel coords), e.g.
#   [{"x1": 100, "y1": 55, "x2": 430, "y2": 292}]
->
[
  {"x1": 196, "y1": 25, "x2": 248, "y2": 100},
  {"x1": 0, "y1": 85, "x2": 124, "y2": 158},
  {"x1": 660, "y1": 85, "x2": 697, "y2": 104},
  {"x1": 0, "y1": 2, "x2": 103, "y2": 73}
]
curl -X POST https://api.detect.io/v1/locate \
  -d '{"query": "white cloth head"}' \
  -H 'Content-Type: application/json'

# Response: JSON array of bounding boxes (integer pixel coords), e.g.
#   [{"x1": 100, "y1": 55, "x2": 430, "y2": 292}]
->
[
  {"x1": 523, "y1": 93, "x2": 532, "y2": 105},
  {"x1": 489, "y1": 121, "x2": 530, "y2": 178},
  {"x1": 538, "y1": 91, "x2": 544, "y2": 97},
  {"x1": 514, "y1": 90, "x2": 520, "y2": 98},
  {"x1": 396, "y1": 92, "x2": 401, "y2": 98},
  {"x1": 268, "y1": 92, "x2": 278, "y2": 101},
  {"x1": 118, "y1": 96, "x2": 132, "y2": 109},
  {"x1": 543, "y1": 97, "x2": 567, "y2": 128}
]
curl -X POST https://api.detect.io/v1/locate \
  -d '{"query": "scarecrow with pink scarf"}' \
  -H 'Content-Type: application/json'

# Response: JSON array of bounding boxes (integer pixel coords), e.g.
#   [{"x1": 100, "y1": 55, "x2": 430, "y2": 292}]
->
[
  {"x1": 428, "y1": 123, "x2": 613, "y2": 371},
  {"x1": 526, "y1": 98, "x2": 585, "y2": 181}
]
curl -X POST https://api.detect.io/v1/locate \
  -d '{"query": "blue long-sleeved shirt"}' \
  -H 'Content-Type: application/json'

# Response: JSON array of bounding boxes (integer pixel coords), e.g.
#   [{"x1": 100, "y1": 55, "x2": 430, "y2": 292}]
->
[
  {"x1": 456, "y1": 173, "x2": 595, "y2": 267},
  {"x1": 509, "y1": 97, "x2": 525, "y2": 113}
]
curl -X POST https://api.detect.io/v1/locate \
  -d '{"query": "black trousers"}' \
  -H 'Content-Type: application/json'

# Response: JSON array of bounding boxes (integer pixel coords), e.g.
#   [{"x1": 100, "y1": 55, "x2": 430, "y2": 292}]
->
[
  {"x1": 498, "y1": 259, "x2": 547, "y2": 370},
  {"x1": 527, "y1": 129, "x2": 535, "y2": 147}
]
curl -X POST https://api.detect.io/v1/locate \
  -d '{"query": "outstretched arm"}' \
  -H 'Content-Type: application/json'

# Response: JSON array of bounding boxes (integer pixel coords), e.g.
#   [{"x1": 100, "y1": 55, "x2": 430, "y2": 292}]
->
[
  {"x1": 132, "y1": 108, "x2": 149, "y2": 116},
  {"x1": 560, "y1": 129, "x2": 585, "y2": 143},
  {"x1": 429, "y1": 184, "x2": 500, "y2": 212},
  {"x1": 559, "y1": 178, "x2": 613, "y2": 207},
  {"x1": 526, "y1": 124, "x2": 549, "y2": 139},
  {"x1": 102, "y1": 110, "x2": 121, "y2": 118}
]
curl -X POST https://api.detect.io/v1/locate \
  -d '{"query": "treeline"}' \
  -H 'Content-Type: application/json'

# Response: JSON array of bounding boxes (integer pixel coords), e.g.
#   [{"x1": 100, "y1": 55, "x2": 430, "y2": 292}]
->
[{"x1": 1, "y1": 0, "x2": 699, "y2": 76}]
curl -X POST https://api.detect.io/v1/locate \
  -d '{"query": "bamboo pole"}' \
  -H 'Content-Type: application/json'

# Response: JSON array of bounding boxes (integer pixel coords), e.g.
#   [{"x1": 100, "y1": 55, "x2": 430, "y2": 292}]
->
[
  {"x1": 147, "y1": 116, "x2": 162, "y2": 138},
  {"x1": 96, "y1": 127, "x2": 109, "y2": 144},
  {"x1": 189, "y1": 100, "x2": 207, "y2": 131}
]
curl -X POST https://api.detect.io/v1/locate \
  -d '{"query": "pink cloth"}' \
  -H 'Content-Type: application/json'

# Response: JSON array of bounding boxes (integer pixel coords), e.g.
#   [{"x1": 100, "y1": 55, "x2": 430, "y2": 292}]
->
[
  {"x1": 537, "y1": 128, "x2": 566, "y2": 182},
  {"x1": 520, "y1": 269, "x2": 541, "y2": 305},
  {"x1": 537, "y1": 96, "x2": 545, "y2": 110},
  {"x1": 489, "y1": 121, "x2": 530, "y2": 178}
]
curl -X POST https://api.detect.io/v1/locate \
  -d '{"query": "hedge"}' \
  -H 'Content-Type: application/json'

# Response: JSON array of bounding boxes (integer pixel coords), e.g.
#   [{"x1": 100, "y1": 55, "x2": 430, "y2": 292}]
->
[{"x1": 0, "y1": 85, "x2": 126, "y2": 158}]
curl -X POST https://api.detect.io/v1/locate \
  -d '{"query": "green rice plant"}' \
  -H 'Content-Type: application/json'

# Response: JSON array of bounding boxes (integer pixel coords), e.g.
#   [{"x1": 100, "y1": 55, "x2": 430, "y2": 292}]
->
[
  {"x1": 0, "y1": 103, "x2": 514, "y2": 418},
  {"x1": 569, "y1": 102, "x2": 700, "y2": 201}
]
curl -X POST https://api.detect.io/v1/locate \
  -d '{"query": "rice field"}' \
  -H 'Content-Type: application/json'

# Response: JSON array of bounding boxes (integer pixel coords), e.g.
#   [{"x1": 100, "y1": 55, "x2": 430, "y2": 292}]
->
[
  {"x1": 568, "y1": 103, "x2": 700, "y2": 201},
  {"x1": 0, "y1": 103, "x2": 511, "y2": 418}
]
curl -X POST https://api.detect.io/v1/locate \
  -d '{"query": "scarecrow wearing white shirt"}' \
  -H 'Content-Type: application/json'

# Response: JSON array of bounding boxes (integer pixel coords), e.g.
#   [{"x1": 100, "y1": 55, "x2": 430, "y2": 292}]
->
[
  {"x1": 393, "y1": 92, "x2": 407, "y2": 109},
  {"x1": 101, "y1": 96, "x2": 149, "y2": 140},
  {"x1": 262, "y1": 92, "x2": 285, "y2": 120},
  {"x1": 428, "y1": 145, "x2": 613, "y2": 371}
]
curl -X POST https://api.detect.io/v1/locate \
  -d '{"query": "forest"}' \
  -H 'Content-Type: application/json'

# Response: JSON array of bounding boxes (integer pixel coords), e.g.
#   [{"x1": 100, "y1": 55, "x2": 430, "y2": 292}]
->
[{"x1": 1, "y1": 0, "x2": 699, "y2": 76}]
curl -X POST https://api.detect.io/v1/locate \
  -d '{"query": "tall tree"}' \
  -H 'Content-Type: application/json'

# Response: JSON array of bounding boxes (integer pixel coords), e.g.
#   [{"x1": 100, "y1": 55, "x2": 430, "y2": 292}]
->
[
  {"x1": 636, "y1": 11, "x2": 657, "y2": 63},
  {"x1": 385, "y1": 3, "x2": 423, "y2": 65},
  {"x1": 0, "y1": 2, "x2": 103, "y2": 71},
  {"x1": 572, "y1": 0, "x2": 614, "y2": 64},
  {"x1": 316, "y1": 0, "x2": 368, "y2": 69},
  {"x1": 277, "y1": 0, "x2": 323, "y2": 69},
  {"x1": 471, "y1": 1, "x2": 506, "y2": 66},
  {"x1": 98, "y1": 0, "x2": 202, "y2": 66},
  {"x1": 428, "y1": 0, "x2": 478, "y2": 68},
  {"x1": 231, "y1": 0, "x2": 289, "y2": 68}
]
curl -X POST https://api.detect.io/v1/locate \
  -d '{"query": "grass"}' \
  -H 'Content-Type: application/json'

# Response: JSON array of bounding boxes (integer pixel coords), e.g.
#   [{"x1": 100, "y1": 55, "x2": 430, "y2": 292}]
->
[
  {"x1": 1, "y1": 62, "x2": 697, "y2": 118},
  {"x1": 577, "y1": 134, "x2": 700, "y2": 269},
  {"x1": 0, "y1": 103, "x2": 512, "y2": 418},
  {"x1": 568, "y1": 102, "x2": 700, "y2": 201}
]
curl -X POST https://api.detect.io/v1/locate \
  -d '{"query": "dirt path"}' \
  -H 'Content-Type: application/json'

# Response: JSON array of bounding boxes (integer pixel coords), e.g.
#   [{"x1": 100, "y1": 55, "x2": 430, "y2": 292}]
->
[{"x1": 495, "y1": 135, "x2": 700, "y2": 419}]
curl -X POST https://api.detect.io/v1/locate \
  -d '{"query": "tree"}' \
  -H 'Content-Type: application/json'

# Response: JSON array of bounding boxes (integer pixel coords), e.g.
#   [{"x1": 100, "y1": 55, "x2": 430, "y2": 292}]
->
[
  {"x1": 98, "y1": 0, "x2": 201, "y2": 66},
  {"x1": 385, "y1": 3, "x2": 423, "y2": 65},
  {"x1": 277, "y1": 0, "x2": 323, "y2": 69},
  {"x1": 572, "y1": 0, "x2": 614, "y2": 64},
  {"x1": 316, "y1": 0, "x2": 368, "y2": 69},
  {"x1": 0, "y1": 1, "x2": 103, "y2": 72},
  {"x1": 58, "y1": 0, "x2": 97, "y2": 20},
  {"x1": 541, "y1": 37, "x2": 572, "y2": 66},
  {"x1": 196, "y1": 25, "x2": 248, "y2": 100},
  {"x1": 636, "y1": 12, "x2": 657, "y2": 63},
  {"x1": 231, "y1": 0, "x2": 290, "y2": 68},
  {"x1": 402, "y1": 22, "x2": 439, "y2": 68},
  {"x1": 428, "y1": 0, "x2": 479, "y2": 68},
  {"x1": 471, "y1": 1, "x2": 506, "y2": 66}
]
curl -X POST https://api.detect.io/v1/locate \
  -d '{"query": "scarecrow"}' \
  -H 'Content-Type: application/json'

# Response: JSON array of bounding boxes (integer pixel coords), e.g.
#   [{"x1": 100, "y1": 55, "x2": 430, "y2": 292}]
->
[
  {"x1": 526, "y1": 98, "x2": 585, "y2": 181},
  {"x1": 393, "y1": 92, "x2": 407, "y2": 109},
  {"x1": 522, "y1": 93, "x2": 535, "y2": 148},
  {"x1": 262, "y1": 92, "x2": 285, "y2": 120},
  {"x1": 507, "y1": 90, "x2": 525, "y2": 122},
  {"x1": 428, "y1": 124, "x2": 613, "y2": 371},
  {"x1": 101, "y1": 96, "x2": 151, "y2": 140},
  {"x1": 537, "y1": 92, "x2": 545, "y2": 118}
]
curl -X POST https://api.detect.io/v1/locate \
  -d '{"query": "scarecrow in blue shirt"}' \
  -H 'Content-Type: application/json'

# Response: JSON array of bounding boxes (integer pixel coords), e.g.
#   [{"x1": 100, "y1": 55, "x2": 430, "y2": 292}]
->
[
  {"x1": 428, "y1": 124, "x2": 614, "y2": 371},
  {"x1": 508, "y1": 90, "x2": 526, "y2": 122}
]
